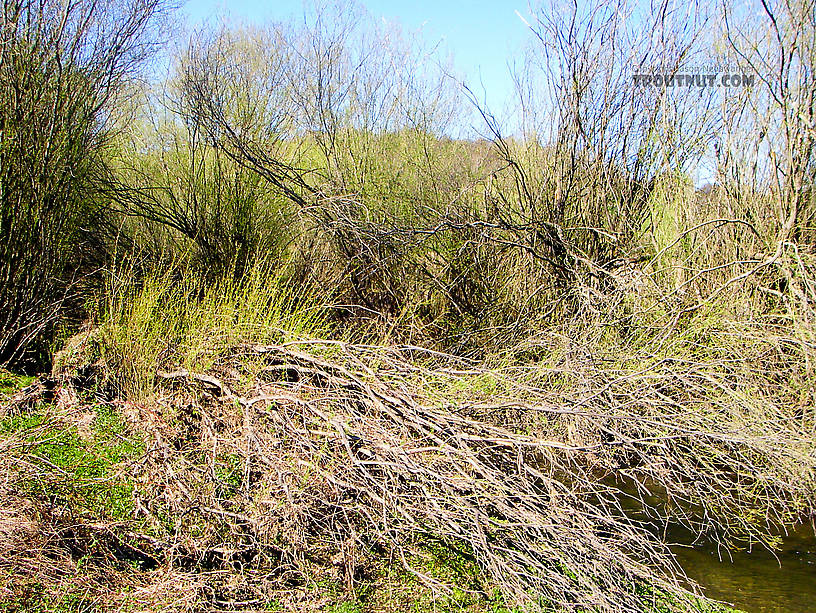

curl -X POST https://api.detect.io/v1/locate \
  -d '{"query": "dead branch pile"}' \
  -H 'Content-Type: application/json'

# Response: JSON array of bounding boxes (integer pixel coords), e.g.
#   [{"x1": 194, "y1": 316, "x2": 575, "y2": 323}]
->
[
  {"x1": 2, "y1": 332, "x2": 815, "y2": 612},
  {"x1": 134, "y1": 336, "x2": 816, "y2": 609}
]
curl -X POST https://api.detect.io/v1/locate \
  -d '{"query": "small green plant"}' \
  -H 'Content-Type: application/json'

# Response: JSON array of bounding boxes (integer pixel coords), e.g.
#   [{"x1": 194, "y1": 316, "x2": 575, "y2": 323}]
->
[
  {"x1": 0, "y1": 588, "x2": 100, "y2": 613},
  {"x1": 214, "y1": 453, "x2": 244, "y2": 498}
]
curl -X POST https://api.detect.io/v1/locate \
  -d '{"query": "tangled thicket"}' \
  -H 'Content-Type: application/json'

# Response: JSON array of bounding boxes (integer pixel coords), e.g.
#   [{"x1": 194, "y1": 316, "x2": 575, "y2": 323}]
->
[
  {"x1": 2, "y1": 247, "x2": 814, "y2": 611},
  {"x1": 3, "y1": 0, "x2": 816, "y2": 611}
]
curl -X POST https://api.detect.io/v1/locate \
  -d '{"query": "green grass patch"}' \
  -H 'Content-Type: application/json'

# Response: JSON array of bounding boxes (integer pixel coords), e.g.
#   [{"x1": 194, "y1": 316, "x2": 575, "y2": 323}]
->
[
  {"x1": 2, "y1": 403, "x2": 144, "y2": 522},
  {"x1": 0, "y1": 368, "x2": 35, "y2": 399},
  {"x1": 326, "y1": 537, "x2": 522, "y2": 613},
  {"x1": 97, "y1": 258, "x2": 329, "y2": 399},
  {"x1": 0, "y1": 582, "x2": 101, "y2": 613}
]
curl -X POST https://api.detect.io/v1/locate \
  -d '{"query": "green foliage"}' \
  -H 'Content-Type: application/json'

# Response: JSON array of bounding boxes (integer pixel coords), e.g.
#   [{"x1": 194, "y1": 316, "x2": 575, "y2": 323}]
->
[
  {"x1": 0, "y1": 368, "x2": 35, "y2": 398},
  {"x1": 2, "y1": 404, "x2": 143, "y2": 521},
  {"x1": 0, "y1": 584, "x2": 101, "y2": 613},
  {"x1": 96, "y1": 257, "x2": 328, "y2": 398},
  {"x1": 325, "y1": 603, "x2": 363, "y2": 613},
  {"x1": 635, "y1": 584, "x2": 742, "y2": 613},
  {"x1": 0, "y1": 0, "x2": 167, "y2": 370},
  {"x1": 214, "y1": 453, "x2": 244, "y2": 498},
  {"x1": 117, "y1": 107, "x2": 296, "y2": 281}
]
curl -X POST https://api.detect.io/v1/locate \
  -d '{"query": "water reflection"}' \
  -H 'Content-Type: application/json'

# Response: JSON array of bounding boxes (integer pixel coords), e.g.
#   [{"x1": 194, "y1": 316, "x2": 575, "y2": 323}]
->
[{"x1": 671, "y1": 525, "x2": 816, "y2": 613}]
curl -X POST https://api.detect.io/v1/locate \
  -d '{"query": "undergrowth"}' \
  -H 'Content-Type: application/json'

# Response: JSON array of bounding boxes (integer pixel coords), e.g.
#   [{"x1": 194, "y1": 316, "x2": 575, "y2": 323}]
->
[{"x1": 8, "y1": 245, "x2": 814, "y2": 611}]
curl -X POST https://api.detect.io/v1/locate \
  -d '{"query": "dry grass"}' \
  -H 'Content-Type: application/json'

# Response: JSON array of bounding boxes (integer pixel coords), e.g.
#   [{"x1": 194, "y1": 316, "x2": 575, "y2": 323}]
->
[
  {"x1": 2, "y1": 277, "x2": 813, "y2": 611},
  {"x1": 2, "y1": 226, "x2": 815, "y2": 613}
]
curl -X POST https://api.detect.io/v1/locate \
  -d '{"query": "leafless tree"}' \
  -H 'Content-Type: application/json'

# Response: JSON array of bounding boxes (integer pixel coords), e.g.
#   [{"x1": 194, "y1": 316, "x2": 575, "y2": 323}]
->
[{"x1": 0, "y1": 0, "x2": 169, "y2": 367}]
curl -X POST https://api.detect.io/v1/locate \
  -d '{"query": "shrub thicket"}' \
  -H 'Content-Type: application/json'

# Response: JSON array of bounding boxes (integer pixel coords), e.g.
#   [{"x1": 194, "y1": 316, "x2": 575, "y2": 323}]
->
[{"x1": 2, "y1": 0, "x2": 816, "y2": 612}]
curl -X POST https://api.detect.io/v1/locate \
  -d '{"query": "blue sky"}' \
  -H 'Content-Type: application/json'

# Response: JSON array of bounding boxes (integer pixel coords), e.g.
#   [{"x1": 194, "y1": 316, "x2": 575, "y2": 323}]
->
[{"x1": 180, "y1": 0, "x2": 531, "y2": 115}]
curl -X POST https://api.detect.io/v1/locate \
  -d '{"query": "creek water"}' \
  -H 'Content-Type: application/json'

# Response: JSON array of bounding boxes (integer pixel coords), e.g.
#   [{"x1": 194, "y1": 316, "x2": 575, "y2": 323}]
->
[
  {"x1": 670, "y1": 524, "x2": 816, "y2": 613},
  {"x1": 605, "y1": 477, "x2": 816, "y2": 611}
]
